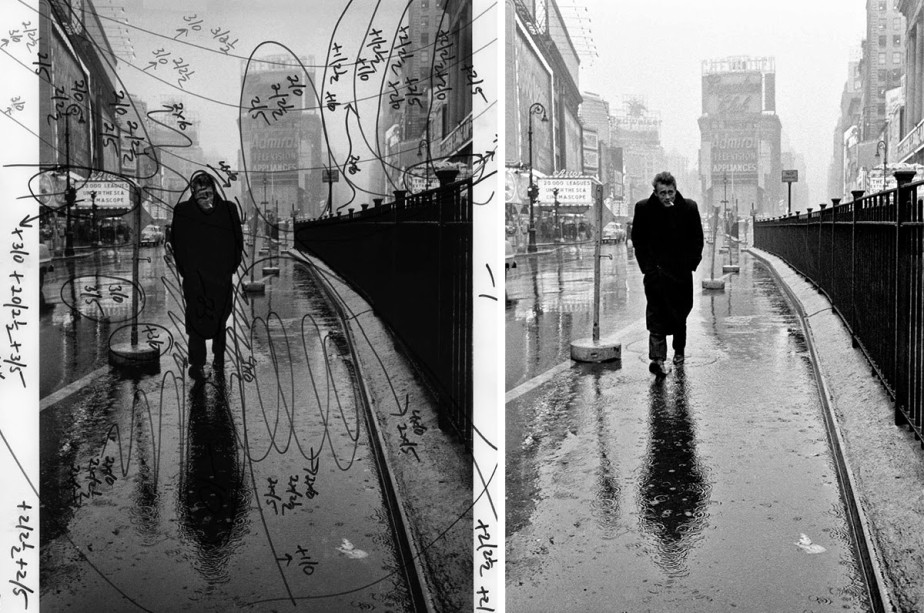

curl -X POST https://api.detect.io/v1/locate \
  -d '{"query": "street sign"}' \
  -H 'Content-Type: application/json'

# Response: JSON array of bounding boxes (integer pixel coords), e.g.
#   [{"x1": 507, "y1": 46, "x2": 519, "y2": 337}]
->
[
  {"x1": 782, "y1": 169, "x2": 798, "y2": 183},
  {"x1": 322, "y1": 169, "x2": 340, "y2": 183}
]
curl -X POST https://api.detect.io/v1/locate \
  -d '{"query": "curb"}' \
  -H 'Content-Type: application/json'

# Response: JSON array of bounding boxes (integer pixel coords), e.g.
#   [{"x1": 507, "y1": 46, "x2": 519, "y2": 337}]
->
[
  {"x1": 287, "y1": 248, "x2": 438, "y2": 613},
  {"x1": 748, "y1": 247, "x2": 893, "y2": 612}
]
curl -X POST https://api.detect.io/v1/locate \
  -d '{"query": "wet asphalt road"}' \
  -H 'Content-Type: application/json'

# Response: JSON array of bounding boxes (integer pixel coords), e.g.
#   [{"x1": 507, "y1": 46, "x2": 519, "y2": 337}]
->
[
  {"x1": 39, "y1": 239, "x2": 414, "y2": 611},
  {"x1": 505, "y1": 240, "x2": 872, "y2": 612}
]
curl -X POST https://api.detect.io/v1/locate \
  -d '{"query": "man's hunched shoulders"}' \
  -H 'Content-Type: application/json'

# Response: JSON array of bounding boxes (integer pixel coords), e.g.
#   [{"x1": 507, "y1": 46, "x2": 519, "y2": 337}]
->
[{"x1": 633, "y1": 197, "x2": 698, "y2": 210}]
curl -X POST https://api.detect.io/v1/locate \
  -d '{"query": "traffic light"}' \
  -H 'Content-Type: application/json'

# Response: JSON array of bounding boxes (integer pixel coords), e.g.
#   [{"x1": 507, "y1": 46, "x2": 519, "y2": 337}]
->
[{"x1": 527, "y1": 184, "x2": 539, "y2": 201}]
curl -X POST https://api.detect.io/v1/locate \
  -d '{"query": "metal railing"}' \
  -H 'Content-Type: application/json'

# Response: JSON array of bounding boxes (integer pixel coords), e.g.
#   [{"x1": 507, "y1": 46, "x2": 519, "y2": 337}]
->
[
  {"x1": 754, "y1": 171, "x2": 924, "y2": 444},
  {"x1": 294, "y1": 179, "x2": 473, "y2": 448}
]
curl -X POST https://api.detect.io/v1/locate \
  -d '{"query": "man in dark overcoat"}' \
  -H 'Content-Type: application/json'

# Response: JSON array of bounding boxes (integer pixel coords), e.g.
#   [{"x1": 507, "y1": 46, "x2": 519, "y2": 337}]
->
[
  {"x1": 631, "y1": 171, "x2": 704, "y2": 377},
  {"x1": 170, "y1": 171, "x2": 244, "y2": 379}
]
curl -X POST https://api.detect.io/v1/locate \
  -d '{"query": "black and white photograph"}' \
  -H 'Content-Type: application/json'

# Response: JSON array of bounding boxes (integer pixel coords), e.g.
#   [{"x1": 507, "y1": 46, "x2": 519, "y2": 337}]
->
[
  {"x1": 6, "y1": 0, "x2": 924, "y2": 610},
  {"x1": 0, "y1": 0, "x2": 499, "y2": 610},
  {"x1": 505, "y1": 1, "x2": 924, "y2": 612}
]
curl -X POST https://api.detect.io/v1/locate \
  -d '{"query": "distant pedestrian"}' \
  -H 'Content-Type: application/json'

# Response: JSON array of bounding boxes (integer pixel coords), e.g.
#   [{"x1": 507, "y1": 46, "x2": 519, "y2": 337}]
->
[
  {"x1": 170, "y1": 171, "x2": 244, "y2": 380},
  {"x1": 631, "y1": 171, "x2": 704, "y2": 377}
]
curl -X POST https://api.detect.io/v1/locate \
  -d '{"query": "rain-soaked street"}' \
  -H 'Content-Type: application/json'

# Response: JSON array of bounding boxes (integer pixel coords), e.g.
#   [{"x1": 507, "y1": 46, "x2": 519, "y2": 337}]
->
[
  {"x1": 505, "y1": 240, "x2": 873, "y2": 612},
  {"x1": 39, "y1": 239, "x2": 416, "y2": 611}
]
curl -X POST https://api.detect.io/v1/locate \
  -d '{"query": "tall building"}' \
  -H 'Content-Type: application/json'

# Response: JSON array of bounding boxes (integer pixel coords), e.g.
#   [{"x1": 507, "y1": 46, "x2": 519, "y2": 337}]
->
[
  {"x1": 504, "y1": 0, "x2": 583, "y2": 235},
  {"x1": 427, "y1": 0, "x2": 474, "y2": 165},
  {"x1": 829, "y1": 47, "x2": 864, "y2": 198},
  {"x1": 579, "y1": 91, "x2": 610, "y2": 146},
  {"x1": 383, "y1": 0, "x2": 473, "y2": 196},
  {"x1": 698, "y1": 56, "x2": 781, "y2": 218},
  {"x1": 38, "y1": 0, "x2": 122, "y2": 175},
  {"x1": 861, "y1": 0, "x2": 905, "y2": 142},
  {"x1": 897, "y1": 0, "x2": 924, "y2": 163},
  {"x1": 612, "y1": 95, "x2": 663, "y2": 215},
  {"x1": 579, "y1": 91, "x2": 628, "y2": 215},
  {"x1": 239, "y1": 54, "x2": 323, "y2": 219}
]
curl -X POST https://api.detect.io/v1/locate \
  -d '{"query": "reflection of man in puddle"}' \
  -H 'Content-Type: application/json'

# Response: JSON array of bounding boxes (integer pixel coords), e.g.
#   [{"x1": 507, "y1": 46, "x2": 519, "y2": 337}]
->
[
  {"x1": 639, "y1": 372, "x2": 710, "y2": 576},
  {"x1": 179, "y1": 379, "x2": 248, "y2": 580},
  {"x1": 170, "y1": 172, "x2": 244, "y2": 380},
  {"x1": 631, "y1": 171, "x2": 704, "y2": 377}
]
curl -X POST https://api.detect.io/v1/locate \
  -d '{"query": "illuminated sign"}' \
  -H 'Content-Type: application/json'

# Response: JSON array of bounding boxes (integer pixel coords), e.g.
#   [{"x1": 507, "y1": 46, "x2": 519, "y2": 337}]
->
[
  {"x1": 537, "y1": 176, "x2": 595, "y2": 206},
  {"x1": 74, "y1": 172, "x2": 138, "y2": 210}
]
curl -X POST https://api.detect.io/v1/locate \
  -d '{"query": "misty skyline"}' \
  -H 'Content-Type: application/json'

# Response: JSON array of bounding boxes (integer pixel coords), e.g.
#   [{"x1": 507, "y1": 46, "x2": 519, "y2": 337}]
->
[{"x1": 574, "y1": 0, "x2": 867, "y2": 208}]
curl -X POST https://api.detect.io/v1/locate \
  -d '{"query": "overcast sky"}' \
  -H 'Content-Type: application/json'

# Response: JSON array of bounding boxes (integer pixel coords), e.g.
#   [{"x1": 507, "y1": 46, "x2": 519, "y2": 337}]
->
[
  {"x1": 575, "y1": 0, "x2": 867, "y2": 206},
  {"x1": 111, "y1": 0, "x2": 406, "y2": 199}
]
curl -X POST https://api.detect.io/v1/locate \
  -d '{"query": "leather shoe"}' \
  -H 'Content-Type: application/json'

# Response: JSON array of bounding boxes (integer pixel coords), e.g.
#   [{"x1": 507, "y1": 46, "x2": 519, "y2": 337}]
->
[{"x1": 648, "y1": 359, "x2": 670, "y2": 377}]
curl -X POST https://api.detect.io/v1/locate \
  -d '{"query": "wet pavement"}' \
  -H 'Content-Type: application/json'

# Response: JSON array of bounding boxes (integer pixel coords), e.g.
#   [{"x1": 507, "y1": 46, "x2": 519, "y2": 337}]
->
[
  {"x1": 505, "y1": 242, "x2": 873, "y2": 612},
  {"x1": 505, "y1": 242, "x2": 647, "y2": 390},
  {"x1": 39, "y1": 239, "x2": 416, "y2": 611}
]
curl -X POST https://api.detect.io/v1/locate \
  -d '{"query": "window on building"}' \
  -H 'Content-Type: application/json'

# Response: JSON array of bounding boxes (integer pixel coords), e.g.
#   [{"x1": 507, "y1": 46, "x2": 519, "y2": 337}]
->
[
  {"x1": 892, "y1": 67, "x2": 902, "y2": 81},
  {"x1": 894, "y1": 34, "x2": 902, "y2": 46},
  {"x1": 879, "y1": 51, "x2": 887, "y2": 64},
  {"x1": 420, "y1": 30, "x2": 429, "y2": 45},
  {"x1": 880, "y1": 18, "x2": 887, "y2": 30},
  {"x1": 880, "y1": 34, "x2": 887, "y2": 46},
  {"x1": 893, "y1": 51, "x2": 902, "y2": 63},
  {"x1": 879, "y1": 68, "x2": 888, "y2": 81},
  {"x1": 879, "y1": 103, "x2": 886, "y2": 116},
  {"x1": 894, "y1": 17, "x2": 902, "y2": 29},
  {"x1": 878, "y1": 0, "x2": 886, "y2": 11},
  {"x1": 421, "y1": 0, "x2": 429, "y2": 7}
]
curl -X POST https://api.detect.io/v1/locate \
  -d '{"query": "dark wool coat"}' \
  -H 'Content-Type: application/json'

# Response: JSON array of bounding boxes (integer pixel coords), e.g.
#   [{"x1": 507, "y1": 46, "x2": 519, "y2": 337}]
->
[
  {"x1": 631, "y1": 191, "x2": 704, "y2": 335},
  {"x1": 170, "y1": 198, "x2": 244, "y2": 339}
]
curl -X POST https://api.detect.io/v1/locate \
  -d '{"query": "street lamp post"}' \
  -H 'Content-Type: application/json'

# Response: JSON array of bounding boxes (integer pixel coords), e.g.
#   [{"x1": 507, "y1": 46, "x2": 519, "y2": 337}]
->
[
  {"x1": 526, "y1": 102, "x2": 548, "y2": 253},
  {"x1": 875, "y1": 121, "x2": 889, "y2": 190},
  {"x1": 90, "y1": 190, "x2": 99, "y2": 246},
  {"x1": 62, "y1": 106, "x2": 85, "y2": 257},
  {"x1": 552, "y1": 187, "x2": 560, "y2": 242}
]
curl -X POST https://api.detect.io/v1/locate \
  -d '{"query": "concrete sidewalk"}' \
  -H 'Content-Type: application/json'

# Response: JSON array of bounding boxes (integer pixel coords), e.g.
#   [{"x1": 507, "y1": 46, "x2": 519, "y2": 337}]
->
[
  {"x1": 750, "y1": 247, "x2": 924, "y2": 613},
  {"x1": 291, "y1": 250, "x2": 473, "y2": 612}
]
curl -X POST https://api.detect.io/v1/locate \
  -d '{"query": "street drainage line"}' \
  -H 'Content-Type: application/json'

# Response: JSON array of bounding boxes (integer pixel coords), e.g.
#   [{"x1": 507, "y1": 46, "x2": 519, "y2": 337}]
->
[
  {"x1": 752, "y1": 250, "x2": 891, "y2": 613},
  {"x1": 294, "y1": 250, "x2": 435, "y2": 613}
]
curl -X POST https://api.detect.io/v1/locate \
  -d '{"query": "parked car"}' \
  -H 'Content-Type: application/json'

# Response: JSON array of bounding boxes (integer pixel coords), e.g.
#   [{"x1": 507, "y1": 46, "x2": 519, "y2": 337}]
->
[
  {"x1": 602, "y1": 222, "x2": 626, "y2": 243},
  {"x1": 140, "y1": 224, "x2": 165, "y2": 247}
]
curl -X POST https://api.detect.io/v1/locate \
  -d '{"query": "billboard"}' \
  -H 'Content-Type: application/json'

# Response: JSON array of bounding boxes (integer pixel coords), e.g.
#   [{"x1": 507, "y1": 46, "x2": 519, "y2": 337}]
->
[
  {"x1": 583, "y1": 128, "x2": 599, "y2": 175},
  {"x1": 702, "y1": 71, "x2": 763, "y2": 116},
  {"x1": 242, "y1": 67, "x2": 302, "y2": 189},
  {"x1": 249, "y1": 129, "x2": 299, "y2": 172},
  {"x1": 710, "y1": 133, "x2": 759, "y2": 178},
  {"x1": 613, "y1": 116, "x2": 660, "y2": 144}
]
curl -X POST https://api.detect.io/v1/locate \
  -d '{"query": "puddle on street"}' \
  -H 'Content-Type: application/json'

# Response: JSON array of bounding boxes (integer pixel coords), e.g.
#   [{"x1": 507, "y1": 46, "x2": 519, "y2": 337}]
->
[{"x1": 507, "y1": 256, "x2": 872, "y2": 612}]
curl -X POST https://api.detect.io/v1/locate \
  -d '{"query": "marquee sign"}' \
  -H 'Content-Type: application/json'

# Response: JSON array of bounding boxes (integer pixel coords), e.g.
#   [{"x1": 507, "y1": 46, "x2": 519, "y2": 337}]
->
[{"x1": 537, "y1": 176, "x2": 597, "y2": 206}]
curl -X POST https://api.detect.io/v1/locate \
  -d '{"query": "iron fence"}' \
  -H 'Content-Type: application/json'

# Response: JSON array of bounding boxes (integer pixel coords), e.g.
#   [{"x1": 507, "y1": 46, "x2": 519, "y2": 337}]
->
[
  {"x1": 754, "y1": 173, "x2": 924, "y2": 444},
  {"x1": 294, "y1": 179, "x2": 473, "y2": 448}
]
